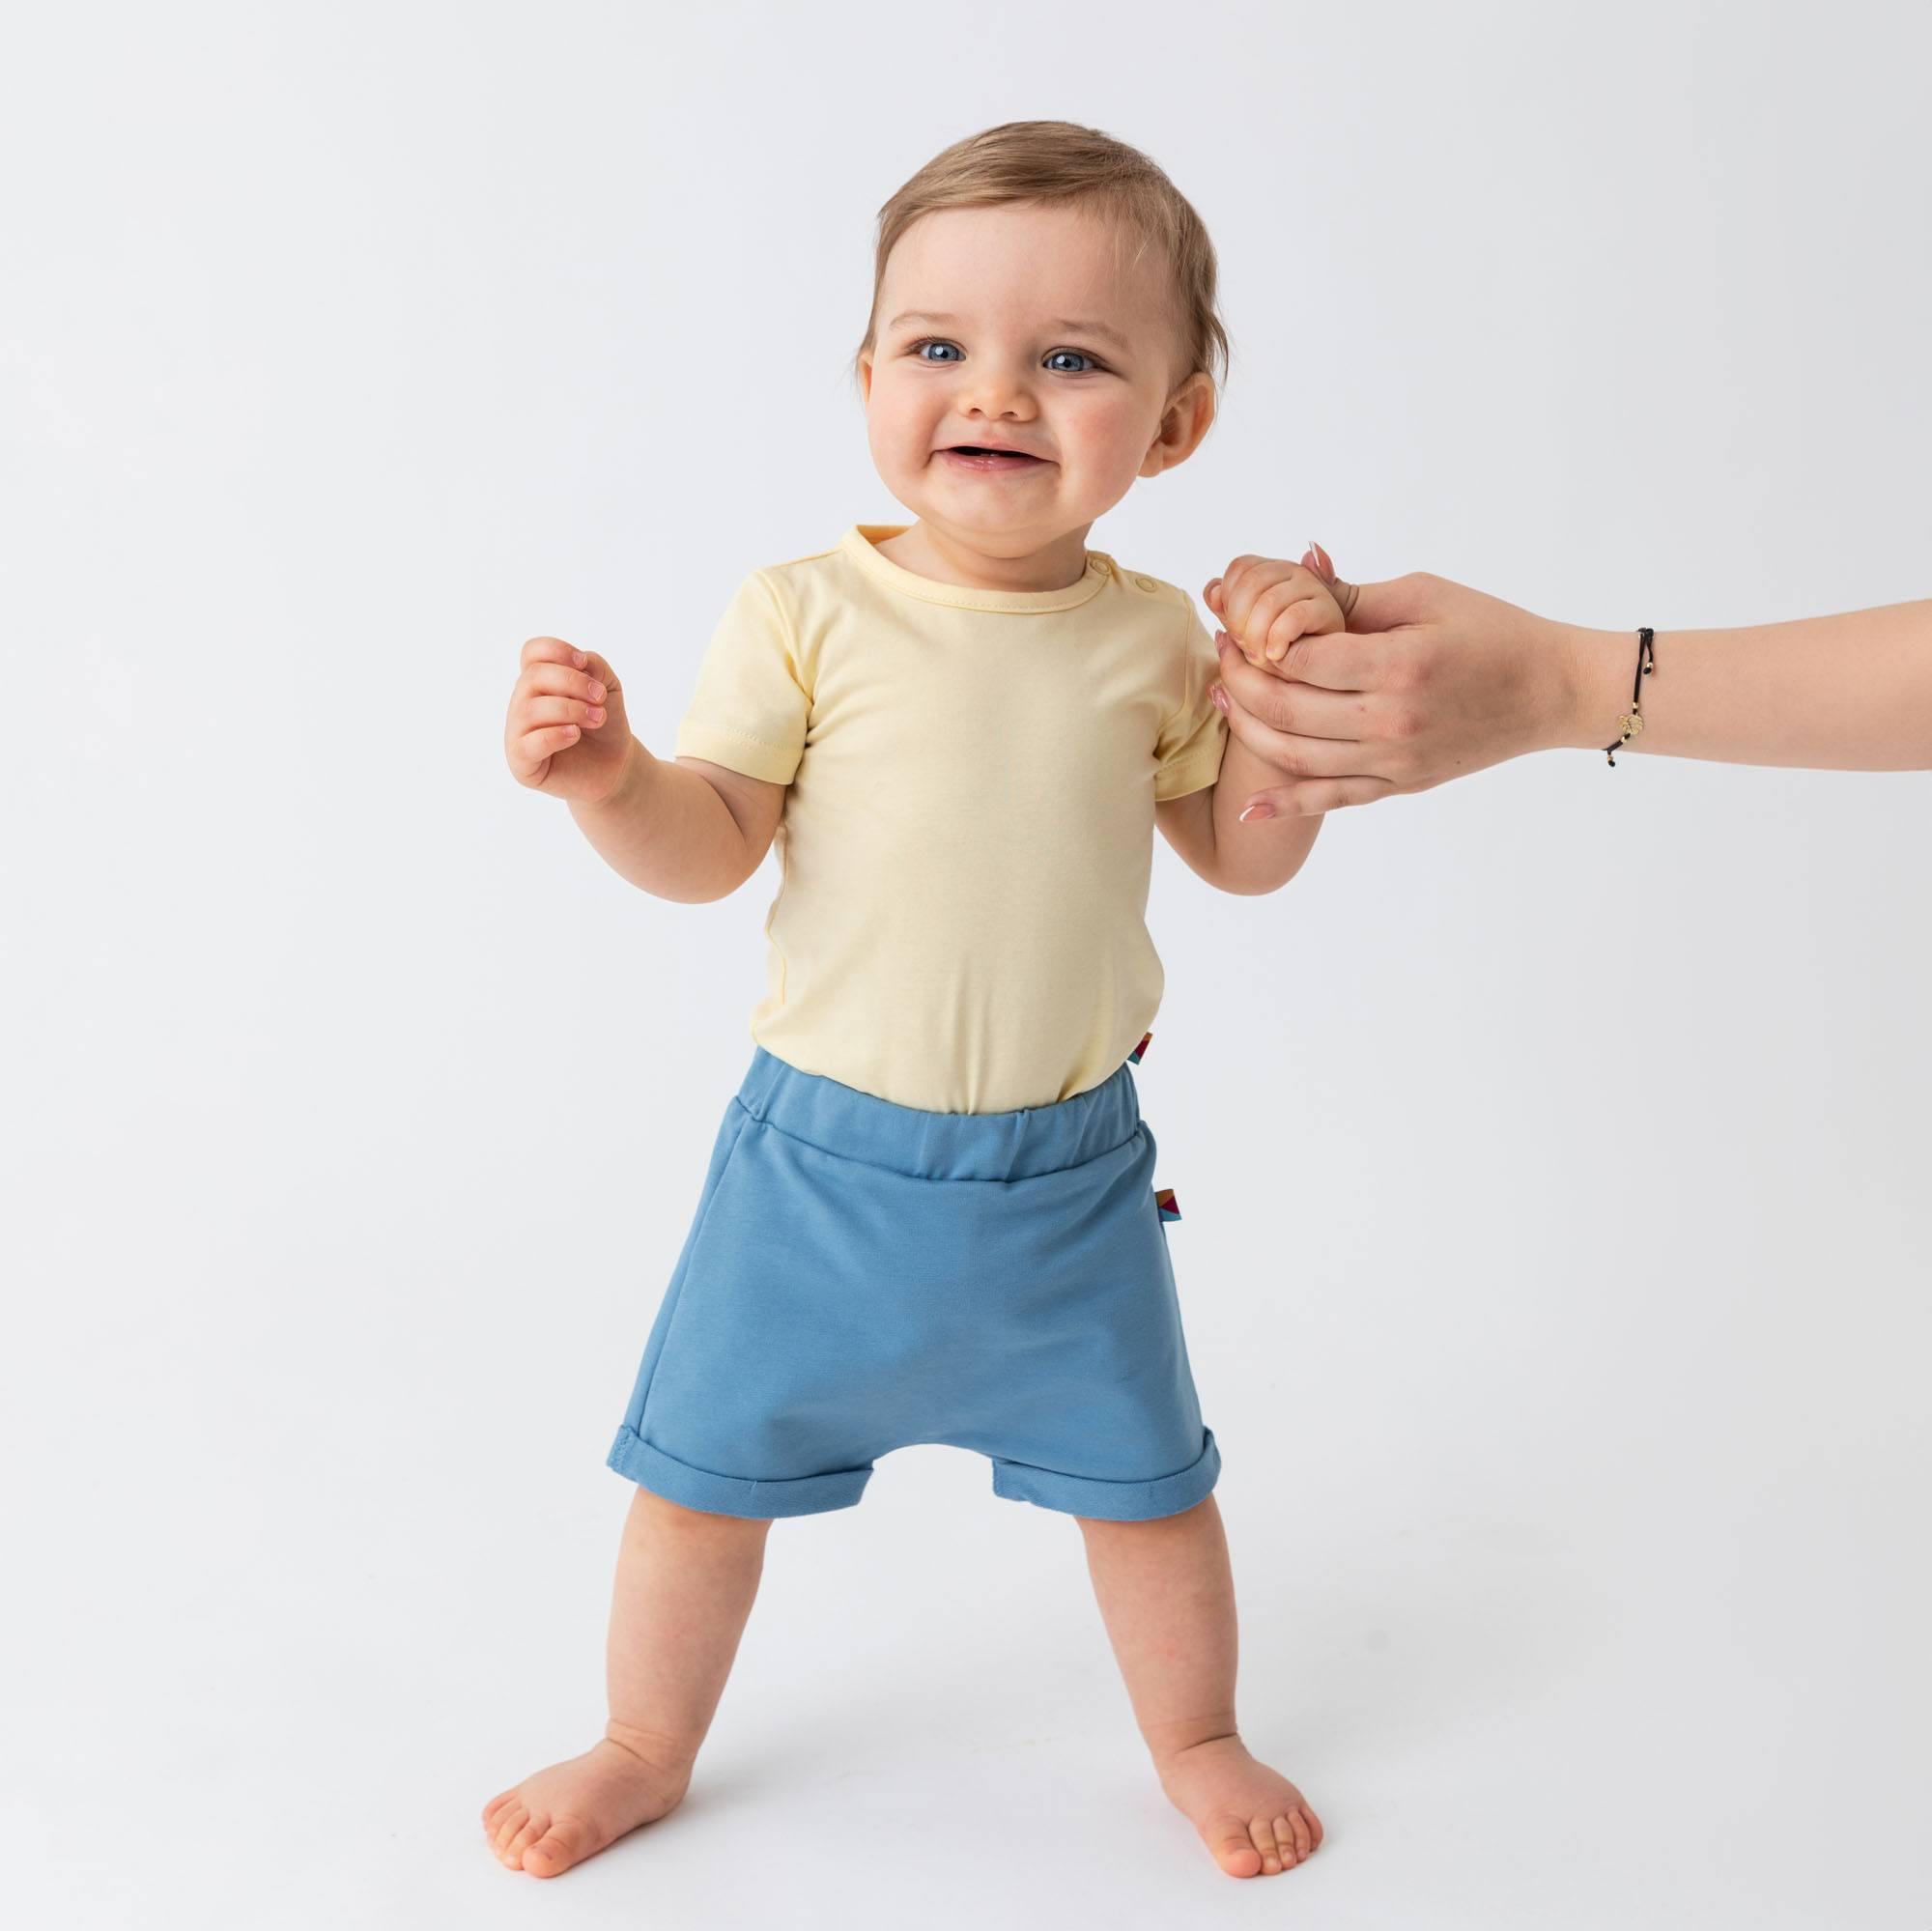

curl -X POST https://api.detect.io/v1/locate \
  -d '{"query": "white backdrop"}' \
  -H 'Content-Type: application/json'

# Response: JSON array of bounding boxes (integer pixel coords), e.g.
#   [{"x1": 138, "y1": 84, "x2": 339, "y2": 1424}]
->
[{"x1": 5, "y1": 3, "x2": 1928, "y2": 1926}]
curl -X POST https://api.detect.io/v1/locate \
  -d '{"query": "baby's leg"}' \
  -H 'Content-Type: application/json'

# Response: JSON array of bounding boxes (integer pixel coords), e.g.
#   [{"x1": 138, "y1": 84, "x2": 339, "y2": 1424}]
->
[
  {"x1": 1076, "y1": 1493, "x2": 1323, "y2": 1880},
  {"x1": 483, "y1": 1486, "x2": 773, "y2": 1877}
]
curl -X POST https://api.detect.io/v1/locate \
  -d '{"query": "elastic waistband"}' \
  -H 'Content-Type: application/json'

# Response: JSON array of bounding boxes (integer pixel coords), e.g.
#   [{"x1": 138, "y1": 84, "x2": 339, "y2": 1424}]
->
[{"x1": 733, "y1": 1047, "x2": 1143, "y2": 1181}]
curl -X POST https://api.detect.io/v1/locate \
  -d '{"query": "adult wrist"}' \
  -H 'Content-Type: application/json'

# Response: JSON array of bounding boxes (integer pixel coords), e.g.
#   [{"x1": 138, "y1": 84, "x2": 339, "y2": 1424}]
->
[{"x1": 1549, "y1": 622, "x2": 1640, "y2": 753}]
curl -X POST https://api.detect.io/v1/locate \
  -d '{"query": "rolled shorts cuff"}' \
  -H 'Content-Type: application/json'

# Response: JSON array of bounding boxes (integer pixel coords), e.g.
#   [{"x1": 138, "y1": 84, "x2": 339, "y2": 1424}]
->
[
  {"x1": 607, "y1": 1424, "x2": 873, "y2": 1520},
  {"x1": 989, "y1": 1426, "x2": 1221, "y2": 1521}
]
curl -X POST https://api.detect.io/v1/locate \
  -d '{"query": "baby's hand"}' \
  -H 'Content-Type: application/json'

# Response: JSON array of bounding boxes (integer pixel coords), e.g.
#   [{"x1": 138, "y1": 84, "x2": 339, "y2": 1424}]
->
[
  {"x1": 1202, "y1": 547, "x2": 1346, "y2": 672},
  {"x1": 504, "y1": 635, "x2": 634, "y2": 804}
]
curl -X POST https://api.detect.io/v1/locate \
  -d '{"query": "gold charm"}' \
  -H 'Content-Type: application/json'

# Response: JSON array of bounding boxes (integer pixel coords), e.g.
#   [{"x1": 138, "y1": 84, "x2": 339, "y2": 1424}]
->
[{"x1": 1619, "y1": 709, "x2": 1645, "y2": 741}]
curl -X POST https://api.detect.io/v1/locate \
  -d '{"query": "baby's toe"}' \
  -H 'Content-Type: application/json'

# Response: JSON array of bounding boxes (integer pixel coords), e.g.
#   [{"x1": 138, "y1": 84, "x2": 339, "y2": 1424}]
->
[
  {"x1": 522, "y1": 1815, "x2": 593, "y2": 1878},
  {"x1": 488, "y1": 1800, "x2": 526, "y2": 1855},
  {"x1": 1268, "y1": 1814, "x2": 1299, "y2": 1868},
  {"x1": 1289, "y1": 1804, "x2": 1319, "y2": 1858},
  {"x1": 1208, "y1": 1814, "x2": 1264, "y2": 1878},
  {"x1": 1248, "y1": 1815, "x2": 1286, "y2": 1872},
  {"x1": 481, "y1": 1791, "x2": 515, "y2": 1831},
  {"x1": 501, "y1": 1809, "x2": 550, "y2": 1867}
]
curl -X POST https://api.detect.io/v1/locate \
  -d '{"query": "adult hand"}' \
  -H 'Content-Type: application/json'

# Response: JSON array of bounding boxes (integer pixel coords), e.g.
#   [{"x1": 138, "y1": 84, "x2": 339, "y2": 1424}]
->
[
  {"x1": 1207, "y1": 549, "x2": 1932, "y2": 812},
  {"x1": 1203, "y1": 549, "x2": 1582, "y2": 816}
]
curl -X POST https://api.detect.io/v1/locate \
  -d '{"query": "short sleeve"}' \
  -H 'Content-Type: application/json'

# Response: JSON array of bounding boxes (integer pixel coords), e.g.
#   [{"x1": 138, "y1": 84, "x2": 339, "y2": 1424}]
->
[
  {"x1": 673, "y1": 570, "x2": 810, "y2": 784},
  {"x1": 1152, "y1": 604, "x2": 1229, "y2": 801}
]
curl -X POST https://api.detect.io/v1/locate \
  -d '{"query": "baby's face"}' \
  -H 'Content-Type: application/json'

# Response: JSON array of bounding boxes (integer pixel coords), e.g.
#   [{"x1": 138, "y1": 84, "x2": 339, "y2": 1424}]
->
[{"x1": 860, "y1": 202, "x2": 1212, "y2": 560}]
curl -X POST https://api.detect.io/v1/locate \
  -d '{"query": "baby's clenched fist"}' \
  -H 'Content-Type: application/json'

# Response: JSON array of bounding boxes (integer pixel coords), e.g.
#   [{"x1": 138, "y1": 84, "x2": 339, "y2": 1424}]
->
[
  {"x1": 504, "y1": 636, "x2": 635, "y2": 804},
  {"x1": 1201, "y1": 548, "x2": 1347, "y2": 672}
]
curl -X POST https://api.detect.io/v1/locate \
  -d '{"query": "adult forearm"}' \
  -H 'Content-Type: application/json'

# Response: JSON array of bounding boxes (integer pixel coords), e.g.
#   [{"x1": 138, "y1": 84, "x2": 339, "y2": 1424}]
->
[
  {"x1": 567, "y1": 739, "x2": 757, "y2": 903},
  {"x1": 1555, "y1": 601, "x2": 1932, "y2": 770}
]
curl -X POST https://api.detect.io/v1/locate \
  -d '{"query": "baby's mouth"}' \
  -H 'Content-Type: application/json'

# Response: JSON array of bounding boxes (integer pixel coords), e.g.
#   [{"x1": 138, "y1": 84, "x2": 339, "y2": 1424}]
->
[{"x1": 939, "y1": 445, "x2": 1049, "y2": 469}]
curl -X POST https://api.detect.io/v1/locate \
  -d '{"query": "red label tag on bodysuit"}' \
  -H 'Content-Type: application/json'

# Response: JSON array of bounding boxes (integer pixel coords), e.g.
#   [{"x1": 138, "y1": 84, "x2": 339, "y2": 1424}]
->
[
  {"x1": 1128, "y1": 1031, "x2": 1152, "y2": 1064},
  {"x1": 1154, "y1": 1187, "x2": 1180, "y2": 1221}
]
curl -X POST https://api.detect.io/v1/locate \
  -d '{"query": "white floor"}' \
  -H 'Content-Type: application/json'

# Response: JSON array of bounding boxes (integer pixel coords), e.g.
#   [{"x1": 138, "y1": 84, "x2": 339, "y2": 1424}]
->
[{"x1": 14, "y1": 1277, "x2": 1929, "y2": 1931}]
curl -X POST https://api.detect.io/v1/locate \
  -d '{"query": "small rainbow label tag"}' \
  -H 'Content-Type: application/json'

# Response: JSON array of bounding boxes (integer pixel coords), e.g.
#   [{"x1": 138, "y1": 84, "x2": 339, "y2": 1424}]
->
[
  {"x1": 1128, "y1": 1031, "x2": 1153, "y2": 1064},
  {"x1": 1154, "y1": 1187, "x2": 1180, "y2": 1222}
]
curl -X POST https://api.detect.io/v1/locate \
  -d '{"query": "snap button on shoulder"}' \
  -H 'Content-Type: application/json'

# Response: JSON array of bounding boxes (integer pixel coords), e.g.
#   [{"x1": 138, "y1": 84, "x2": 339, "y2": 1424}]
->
[{"x1": 1132, "y1": 573, "x2": 1157, "y2": 592}]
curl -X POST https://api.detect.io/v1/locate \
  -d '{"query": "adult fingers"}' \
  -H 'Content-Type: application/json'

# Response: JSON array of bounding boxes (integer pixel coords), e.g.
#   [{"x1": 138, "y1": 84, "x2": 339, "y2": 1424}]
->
[
  {"x1": 1331, "y1": 572, "x2": 1446, "y2": 634},
  {"x1": 1239, "y1": 773, "x2": 1401, "y2": 818},
  {"x1": 1284, "y1": 626, "x2": 1398, "y2": 691},
  {"x1": 1213, "y1": 636, "x2": 1365, "y2": 736},
  {"x1": 1206, "y1": 594, "x2": 1391, "y2": 695},
  {"x1": 1214, "y1": 680, "x2": 1370, "y2": 778},
  {"x1": 1293, "y1": 541, "x2": 1370, "y2": 624},
  {"x1": 1207, "y1": 560, "x2": 1444, "y2": 670},
  {"x1": 1286, "y1": 555, "x2": 1452, "y2": 639}
]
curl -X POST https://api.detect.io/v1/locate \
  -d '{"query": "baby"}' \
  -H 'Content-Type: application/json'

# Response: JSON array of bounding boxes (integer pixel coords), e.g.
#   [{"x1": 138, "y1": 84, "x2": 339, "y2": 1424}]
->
[{"x1": 492, "y1": 119, "x2": 1342, "y2": 1884}]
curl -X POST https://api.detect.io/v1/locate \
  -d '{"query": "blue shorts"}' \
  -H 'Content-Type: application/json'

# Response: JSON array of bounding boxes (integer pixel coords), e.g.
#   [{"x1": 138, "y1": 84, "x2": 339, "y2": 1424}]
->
[{"x1": 607, "y1": 1045, "x2": 1219, "y2": 1522}]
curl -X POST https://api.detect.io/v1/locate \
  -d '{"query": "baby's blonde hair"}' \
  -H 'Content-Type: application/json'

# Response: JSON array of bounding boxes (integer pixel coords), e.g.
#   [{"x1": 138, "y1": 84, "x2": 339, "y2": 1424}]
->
[{"x1": 851, "y1": 120, "x2": 1230, "y2": 402}]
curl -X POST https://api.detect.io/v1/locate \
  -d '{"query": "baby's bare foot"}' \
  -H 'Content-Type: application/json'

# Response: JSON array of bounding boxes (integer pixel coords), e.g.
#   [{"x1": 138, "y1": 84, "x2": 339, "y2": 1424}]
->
[
  {"x1": 1153, "y1": 1733, "x2": 1324, "y2": 1879},
  {"x1": 481, "y1": 1729, "x2": 692, "y2": 1878}
]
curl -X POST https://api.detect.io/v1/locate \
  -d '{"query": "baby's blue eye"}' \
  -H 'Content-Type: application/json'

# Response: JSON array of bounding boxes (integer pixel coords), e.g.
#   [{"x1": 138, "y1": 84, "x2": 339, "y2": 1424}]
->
[{"x1": 907, "y1": 338, "x2": 1105, "y2": 373}]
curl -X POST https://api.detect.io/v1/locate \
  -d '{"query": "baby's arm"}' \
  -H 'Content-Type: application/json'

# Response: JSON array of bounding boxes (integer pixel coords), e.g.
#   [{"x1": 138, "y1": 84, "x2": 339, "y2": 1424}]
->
[
  {"x1": 571, "y1": 744, "x2": 783, "y2": 904},
  {"x1": 1158, "y1": 561, "x2": 1345, "y2": 895},
  {"x1": 505, "y1": 635, "x2": 783, "y2": 903}
]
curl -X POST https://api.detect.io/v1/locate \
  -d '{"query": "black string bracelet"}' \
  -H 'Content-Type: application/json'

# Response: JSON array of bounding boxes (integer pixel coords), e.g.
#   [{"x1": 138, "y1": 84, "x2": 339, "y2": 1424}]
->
[{"x1": 1604, "y1": 627, "x2": 1657, "y2": 765}]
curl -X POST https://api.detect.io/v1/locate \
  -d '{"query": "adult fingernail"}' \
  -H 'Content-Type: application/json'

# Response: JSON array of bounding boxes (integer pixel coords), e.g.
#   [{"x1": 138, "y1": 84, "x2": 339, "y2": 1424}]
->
[
  {"x1": 1239, "y1": 802, "x2": 1275, "y2": 822},
  {"x1": 1209, "y1": 684, "x2": 1229, "y2": 712}
]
